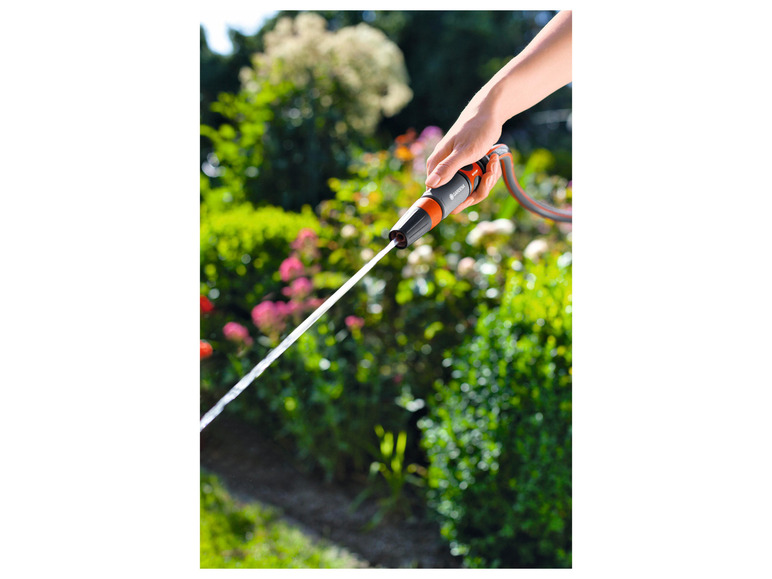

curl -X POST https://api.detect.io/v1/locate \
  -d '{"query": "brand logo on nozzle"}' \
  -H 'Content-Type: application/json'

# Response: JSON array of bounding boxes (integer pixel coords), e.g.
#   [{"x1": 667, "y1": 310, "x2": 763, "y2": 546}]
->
[{"x1": 448, "y1": 184, "x2": 465, "y2": 201}]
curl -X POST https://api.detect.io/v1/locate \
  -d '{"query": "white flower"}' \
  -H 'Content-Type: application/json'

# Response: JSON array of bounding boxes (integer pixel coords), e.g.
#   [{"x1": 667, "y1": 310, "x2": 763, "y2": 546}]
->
[
  {"x1": 407, "y1": 244, "x2": 433, "y2": 265},
  {"x1": 360, "y1": 248, "x2": 374, "y2": 262},
  {"x1": 479, "y1": 262, "x2": 498, "y2": 276},
  {"x1": 465, "y1": 218, "x2": 515, "y2": 246},
  {"x1": 523, "y1": 239, "x2": 549, "y2": 261},
  {"x1": 457, "y1": 256, "x2": 476, "y2": 277},
  {"x1": 243, "y1": 13, "x2": 412, "y2": 136},
  {"x1": 341, "y1": 224, "x2": 357, "y2": 239},
  {"x1": 466, "y1": 222, "x2": 492, "y2": 246},
  {"x1": 490, "y1": 218, "x2": 515, "y2": 235}
]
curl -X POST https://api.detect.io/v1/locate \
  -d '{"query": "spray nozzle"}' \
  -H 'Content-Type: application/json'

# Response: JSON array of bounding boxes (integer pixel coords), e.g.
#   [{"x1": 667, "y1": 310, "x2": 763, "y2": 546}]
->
[
  {"x1": 389, "y1": 153, "x2": 492, "y2": 249},
  {"x1": 389, "y1": 143, "x2": 571, "y2": 250}
]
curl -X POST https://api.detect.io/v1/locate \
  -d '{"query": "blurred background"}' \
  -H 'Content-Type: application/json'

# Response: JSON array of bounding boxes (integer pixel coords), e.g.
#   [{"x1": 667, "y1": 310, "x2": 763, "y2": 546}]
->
[{"x1": 200, "y1": 10, "x2": 572, "y2": 569}]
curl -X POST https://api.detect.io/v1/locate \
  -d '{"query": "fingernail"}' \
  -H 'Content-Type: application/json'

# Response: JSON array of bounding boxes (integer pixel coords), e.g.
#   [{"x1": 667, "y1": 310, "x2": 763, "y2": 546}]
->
[{"x1": 426, "y1": 173, "x2": 441, "y2": 188}]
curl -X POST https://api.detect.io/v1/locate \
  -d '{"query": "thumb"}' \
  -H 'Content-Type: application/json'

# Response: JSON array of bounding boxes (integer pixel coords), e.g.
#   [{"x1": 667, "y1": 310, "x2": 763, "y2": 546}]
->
[{"x1": 425, "y1": 148, "x2": 478, "y2": 189}]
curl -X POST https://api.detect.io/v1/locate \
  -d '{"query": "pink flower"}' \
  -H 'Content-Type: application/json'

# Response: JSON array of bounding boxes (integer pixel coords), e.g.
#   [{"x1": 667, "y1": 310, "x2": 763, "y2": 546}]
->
[
  {"x1": 279, "y1": 256, "x2": 304, "y2": 282},
  {"x1": 290, "y1": 228, "x2": 318, "y2": 251},
  {"x1": 223, "y1": 322, "x2": 253, "y2": 346},
  {"x1": 412, "y1": 125, "x2": 443, "y2": 176},
  {"x1": 409, "y1": 141, "x2": 425, "y2": 157},
  {"x1": 282, "y1": 277, "x2": 313, "y2": 300},
  {"x1": 275, "y1": 301, "x2": 295, "y2": 318},
  {"x1": 251, "y1": 301, "x2": 287, "y2": 337},
  {"x1": 281, "y1": 301, "x2": 301, "y2": 318},
  {"x1": 418, "y1": 126, "x2": 443, "y2": 142},
  {"x1": 345, "y1": 315, "x2": 365, "y2": 331},
  {"x1": 291, "y1": 228, "x2": 320, "y2": 261}
]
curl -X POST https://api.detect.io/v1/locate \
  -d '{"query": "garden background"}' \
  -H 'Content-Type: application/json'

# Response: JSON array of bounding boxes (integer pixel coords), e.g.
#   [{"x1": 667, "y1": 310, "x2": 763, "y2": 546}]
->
[
  {"x1": 3, "y1": 3, "x2": 769, "y2": 578},
  {"x1": 200, "y1": 10, "x2": 572, "y2": 568}
]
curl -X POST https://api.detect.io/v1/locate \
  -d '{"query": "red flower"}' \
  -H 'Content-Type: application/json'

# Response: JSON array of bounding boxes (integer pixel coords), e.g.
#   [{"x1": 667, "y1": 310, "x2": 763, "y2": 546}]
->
[
  {"x1": 200, "y1": 295, "x2": 214, "y2": 314},
  {"x1": 200, "y1": 340, "x2": 213, "y2": 360},
  {"x1": 395, "y1": 128, "x2": 416, "y2": 145}
]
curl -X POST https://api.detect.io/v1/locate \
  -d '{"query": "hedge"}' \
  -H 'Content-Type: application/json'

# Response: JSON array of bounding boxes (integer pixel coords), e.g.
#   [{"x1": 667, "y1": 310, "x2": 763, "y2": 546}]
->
[{"x1": 419, "y1": 251, "x2": 572, "y2": 567}]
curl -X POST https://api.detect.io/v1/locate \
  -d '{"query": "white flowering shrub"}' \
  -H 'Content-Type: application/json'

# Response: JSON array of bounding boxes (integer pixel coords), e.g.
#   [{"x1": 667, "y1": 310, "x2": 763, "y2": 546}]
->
[
  {"x1": 241, "y1": 13, "x2": 412, "y2": 136},
  {"x1": 209, "y1": 13, "x2": 413, "y2": 210}
]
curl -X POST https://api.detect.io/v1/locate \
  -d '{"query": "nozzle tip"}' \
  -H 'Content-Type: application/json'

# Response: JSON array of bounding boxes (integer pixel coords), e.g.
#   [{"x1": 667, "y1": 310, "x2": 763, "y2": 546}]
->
[{"x1": 389, "y1": 230, "x2": 407, "y2": 249}]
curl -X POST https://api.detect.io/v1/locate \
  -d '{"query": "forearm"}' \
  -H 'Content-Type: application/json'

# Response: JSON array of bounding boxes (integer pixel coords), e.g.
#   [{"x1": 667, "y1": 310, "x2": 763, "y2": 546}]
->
[
  {"x1": 472, "y1": 10, "x2": 572, "y2": 125},
  {"x1": 424, "y1": 11, "x2": 572, "y2": 194}
]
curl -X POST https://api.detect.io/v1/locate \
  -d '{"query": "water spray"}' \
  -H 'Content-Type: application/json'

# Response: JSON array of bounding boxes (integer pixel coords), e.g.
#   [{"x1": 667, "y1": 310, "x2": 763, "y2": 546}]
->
[
  {"x1": 199, "y1": 240, "x2": 398, "y2": 432},
  {"x1": 200, "y1": 143, "x2": 571, "y2": 432}
]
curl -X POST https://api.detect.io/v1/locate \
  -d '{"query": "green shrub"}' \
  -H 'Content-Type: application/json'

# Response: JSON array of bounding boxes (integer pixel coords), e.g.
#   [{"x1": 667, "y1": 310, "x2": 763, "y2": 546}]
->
[
  {"x1": 418, "y1": 251, "x2": 572, "y2": 568},
  {"x1": 200, "y1": 203, "x2": 319, "y2": 418},
  {"x1": 223, "y1": 292, "x2": 413, "y2": 481},
  {"x1": 199, "y1": 198, "x2": 414, "y2": 481},
  {"x1": 200, "y1": 84, "x2": 286, "y2": 211},
  {"x1": 200, "y1": 130, "x2": 572, "y2": 499},
  {"x1": 200, "y1": 471, "x2": 362, "y2": 568},
  {"x1": 200, "y1": 203, "x2": 318, "y2": 317}
]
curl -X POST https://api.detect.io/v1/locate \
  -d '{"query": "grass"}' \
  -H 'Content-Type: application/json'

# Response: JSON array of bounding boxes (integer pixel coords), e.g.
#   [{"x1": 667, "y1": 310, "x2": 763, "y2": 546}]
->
[{"x1": 200, "y1": 470, "x2": 365, "y2": 568}]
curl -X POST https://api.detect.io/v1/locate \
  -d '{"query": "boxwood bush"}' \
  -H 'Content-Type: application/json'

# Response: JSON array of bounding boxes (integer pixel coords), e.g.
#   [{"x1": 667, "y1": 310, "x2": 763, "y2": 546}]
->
[{"x1": 418, "y1": 251, "x2": 572, "y2": 568}]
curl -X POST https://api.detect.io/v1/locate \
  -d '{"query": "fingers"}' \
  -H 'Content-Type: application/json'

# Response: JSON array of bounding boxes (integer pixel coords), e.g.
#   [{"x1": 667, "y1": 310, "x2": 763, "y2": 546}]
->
[
  {"x1": 425, "y1": 139, "x2": 451, "y2": 179},
  {"x1": 450, "y1": 153, "x2": 502, "y2": 215},
  {"x1": 425, "y1": 145, "x2": 479, "y2": 189},
  {"x1": 425, "y1": 110, "x2": 504, "y2": 190}
]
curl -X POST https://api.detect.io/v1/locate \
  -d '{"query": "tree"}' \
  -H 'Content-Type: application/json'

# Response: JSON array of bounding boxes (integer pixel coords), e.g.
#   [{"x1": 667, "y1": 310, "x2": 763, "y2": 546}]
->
[{"x1": 202, "y1": 13, "x2": 413, "y2": 211}]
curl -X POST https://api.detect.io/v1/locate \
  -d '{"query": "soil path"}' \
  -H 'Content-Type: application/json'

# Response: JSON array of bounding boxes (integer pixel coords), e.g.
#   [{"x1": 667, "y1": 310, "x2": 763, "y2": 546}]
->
[{"x1": 200, "y1": 414, "x2": 462, "y2": 568}]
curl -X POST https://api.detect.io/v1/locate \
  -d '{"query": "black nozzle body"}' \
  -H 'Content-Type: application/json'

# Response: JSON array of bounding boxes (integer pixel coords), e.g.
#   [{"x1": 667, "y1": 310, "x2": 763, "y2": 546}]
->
[
  {"x1": 389, "y1": 166, "x2": 479, "y2": 249},
  {"x1": 388, "y1": 144, "x2": 517, "y2": 249},
  {"x1": 389, "y1": 204, "x2": 434, "y2": 249}
]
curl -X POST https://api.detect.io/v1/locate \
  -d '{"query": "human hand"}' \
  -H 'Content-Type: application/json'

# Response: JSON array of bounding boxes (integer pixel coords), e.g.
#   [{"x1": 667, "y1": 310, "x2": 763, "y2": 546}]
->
[
  {"x1": 425, "y1": 10, "x2": 571, "y2": 216},
  {"x1": 425, "y1": 106, "x2": 504, "y2": 215}
]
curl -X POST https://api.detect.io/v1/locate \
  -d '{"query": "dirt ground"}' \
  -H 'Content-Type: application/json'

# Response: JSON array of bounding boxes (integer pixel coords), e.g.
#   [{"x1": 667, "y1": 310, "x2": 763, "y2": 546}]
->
[{"x1": 200, "y1": 413, "x2": 462, "y2": 568}]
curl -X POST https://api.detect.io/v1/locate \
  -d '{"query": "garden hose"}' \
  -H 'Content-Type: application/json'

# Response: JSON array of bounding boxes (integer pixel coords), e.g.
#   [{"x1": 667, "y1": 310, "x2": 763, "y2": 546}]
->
[{"x1": 389, "y1": 143, "x2": 572, "y2": 249}]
